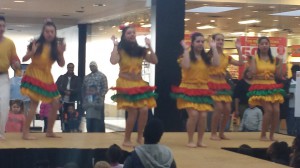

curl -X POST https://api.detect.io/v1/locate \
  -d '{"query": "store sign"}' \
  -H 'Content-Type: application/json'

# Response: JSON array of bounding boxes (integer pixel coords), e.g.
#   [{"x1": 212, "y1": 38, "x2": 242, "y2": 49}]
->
[{"x1": 291, "y1": 45, "x2": 300, "y2": 57}]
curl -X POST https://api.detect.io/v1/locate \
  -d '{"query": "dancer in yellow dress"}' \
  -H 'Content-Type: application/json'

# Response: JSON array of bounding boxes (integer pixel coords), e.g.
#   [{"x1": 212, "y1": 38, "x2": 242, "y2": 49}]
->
[
  {"x1": 208, "y1": 33, "x2": 244, "y2": 140},
  {"x1": 171, "y1": 32, "x2": 219, "y2": 147},
  {"x1": 110, "y1": 26, "x2": 158, "y2": 147},
  {"x1": 21, "y1": 20, "x2": 66, "y2": 140},
  {"x1": 248, "y1": 37, "x2": 285, "y2": 141}
]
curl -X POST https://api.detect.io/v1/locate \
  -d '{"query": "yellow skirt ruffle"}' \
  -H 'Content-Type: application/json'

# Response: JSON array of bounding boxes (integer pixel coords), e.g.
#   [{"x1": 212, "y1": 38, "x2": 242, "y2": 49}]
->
[
  {"x1": 211, "y1": 95, "x2": 232, "y2": 103},
  {"x1": 115, "y1": 77, "x2": 157, "y2": 109},
  {"x1": 177, "y1": 99, "x2": 213, "y2": 112},
  {"x1": 20, "y1": 88, "x2": 60, "y2": 103},
  {"x1": 248, "y1": 94, "x2": 284, "y2": 106}
]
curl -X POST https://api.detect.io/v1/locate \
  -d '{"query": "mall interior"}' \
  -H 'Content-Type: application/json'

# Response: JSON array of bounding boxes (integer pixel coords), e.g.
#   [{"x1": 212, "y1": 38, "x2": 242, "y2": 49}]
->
[{"x1": 1, "y1": 0, "x2": 300, "y2": 167}]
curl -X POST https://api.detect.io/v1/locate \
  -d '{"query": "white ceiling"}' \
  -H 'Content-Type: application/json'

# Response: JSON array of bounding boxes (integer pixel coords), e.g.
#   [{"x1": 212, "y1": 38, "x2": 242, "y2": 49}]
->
[{"x1": 0, "y1": 0, "x2": 148, "y2": 35}]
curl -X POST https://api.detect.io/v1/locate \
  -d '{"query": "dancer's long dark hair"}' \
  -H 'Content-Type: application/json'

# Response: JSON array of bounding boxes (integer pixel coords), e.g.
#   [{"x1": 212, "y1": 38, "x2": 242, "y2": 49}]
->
[
  {"x1": 28, "y1": 21, "x2": 59, "y2": 61},
  {"x1": 118, "y1": 26, "x2": 146, "y2": 58},
  {"x1": 257, "y1": 36, "x2": 274, "y2": 64},
  {"x1": 189, "y1": 32, "x2": 210, "y2": 65}
]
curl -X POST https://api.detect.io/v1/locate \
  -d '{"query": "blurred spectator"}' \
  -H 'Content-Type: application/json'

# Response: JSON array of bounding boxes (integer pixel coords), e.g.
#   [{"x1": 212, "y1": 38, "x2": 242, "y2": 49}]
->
[
  {"x1": 107, "y1": 144, "x2": 123, "y2": 168},
  {"x1": 237, "y1": 144, "x2": 254, "y2": 156},
  {"x1": 233, "y1": 68, "x2": 251, "y2": 120},
  {"x1": 5, "y1": 100, "x2": 25, "y2": 132},
  {"x1": 56, "y1": 63, "x2": 81, "y2": 131},
  {"x1": 40, "y1": 103, "x2": 51, "y2": 132},
  {"x1": 82, "y1": 61, "x2": 108, "y2": 132},
  {"x1": 267, "y1": 141, "x2": 290, "y2": 166},
  {"x1": 94, "y1": 161, "x2": 111, "y2": 168},
  {"x1": 285, "y1": 65, "x2": 300, "y2": 136},
  {"x1": 239, "y1": 105, "x2": 263, "y2": 132},
  {"x1": 64, "y1": 104, "x2": 80, "y2": 132},
  {"x1": 124, "y1": 118, "x2": 176, "y2": 168},
  {"x1": 290, "y1": 135, "x2": 300, "y2": 167}
]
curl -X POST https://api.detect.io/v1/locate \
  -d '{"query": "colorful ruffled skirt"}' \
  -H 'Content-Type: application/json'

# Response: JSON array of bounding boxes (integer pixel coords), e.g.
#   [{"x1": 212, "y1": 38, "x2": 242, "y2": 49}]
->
[
  {"x1": 208, "y1": 78, "x2": 232, "y2": 103},
  {"x1": 247, "y1": 81, "x2": 285, "y2": 106},
  {"x1": 111, "y1": 77, "x2": 157, "y2": 109},
  {"x1": 171, "y1": 83, "x2": 214, "y2": 112},
  {"x1": 20, "y1": 64, "x2": 60, "y2": 103}
]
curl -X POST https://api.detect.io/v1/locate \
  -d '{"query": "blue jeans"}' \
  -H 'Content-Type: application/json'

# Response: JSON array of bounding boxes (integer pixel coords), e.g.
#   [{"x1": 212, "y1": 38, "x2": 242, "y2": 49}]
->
[
  {"x1": 286, "y1": 108, "x2": 300, "y2": 136},
  {"x1": 86, "y1": 118, "x2": 105, "y2": 132}
]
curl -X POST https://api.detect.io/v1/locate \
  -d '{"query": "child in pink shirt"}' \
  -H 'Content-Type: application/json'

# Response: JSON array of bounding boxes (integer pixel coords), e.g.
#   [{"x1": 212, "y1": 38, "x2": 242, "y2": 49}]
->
[{"x1": 6, "y1": 100, "x2": 25, "y2": 132}]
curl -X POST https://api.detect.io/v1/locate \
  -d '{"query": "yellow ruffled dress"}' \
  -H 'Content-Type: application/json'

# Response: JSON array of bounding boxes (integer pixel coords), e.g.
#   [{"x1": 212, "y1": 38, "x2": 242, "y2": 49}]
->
[
  {"x1": 247, "y1": 56, "x2": 284, "y2": 106},
  {"x1": 208, "y1": 54, "x2": 232, "y2": 102},
  {"x1": 21, "y1": 44, "x2": 60, "y2": 103},
  {"x1": 111, "y1": 50, "x2": 157, "y2": 109},
  {"x1": 171, "y1": 57, "x2": 214, "y2": 112}
]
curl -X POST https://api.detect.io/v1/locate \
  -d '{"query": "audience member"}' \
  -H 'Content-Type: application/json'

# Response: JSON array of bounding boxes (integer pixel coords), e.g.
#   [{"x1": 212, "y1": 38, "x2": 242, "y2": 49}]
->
[
  {"x1": 233, "y1": 68, "x2": 251, "y2": 120},
  {"x1": 237, "y1": 144, "x2": 254, "y2": 156},
  {"x1": 94, "y1": 161, "x2": 111, "y2": 168},
  {"x1": 290, "y1": 135, "x2": 300, "y2": 167},
  {"x1": 267, "y1": 141, "x2": 290, "y2": 166},
  {"x1": 286, "y1": 65, "x2": 300, "y2": 136},
  {"x1": 56, "y1": 63, "x2": 82, "y2": 132},
  {"x1": 107, "y1": 144, "x2": 124, "y2": 168},
  {"x1": 40, "y1": 103, "x2": 51, "y2": 132},
  {"x1": 82, "y1": 61, "x2": 107, "y2": 132},
  {"x1": 5, "y1": 100, "x2": 25, "y2": 132},
  {"x1": 124, "y1": 118, "x2": 176, "y2": 168},
  {"x1": 239, "y1": 105, "x2": 263, "y2": 132},
  {"x1": 64, "y1": 104, "x2": 80, "y2": 132}
]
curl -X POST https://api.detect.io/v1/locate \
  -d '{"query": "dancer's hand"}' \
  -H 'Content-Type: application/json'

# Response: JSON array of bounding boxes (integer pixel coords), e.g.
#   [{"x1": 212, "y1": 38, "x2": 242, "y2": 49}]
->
[
  {"x1": 111, "y1": 35, "x2": 119, "y2": 46},
  {"x1": 31, "y1": 40, "x2": 38, "y2": 54},
  {"x1": 180, "y1": 40, "x2": 188, "y2": 50},
  {"x1": 145, "y1": 37, "x2": 151, "y2": 48},
  {"x1": 235, "y1": 38, "x2": 241, "y2": 49},
  {"x1": 209, "y1": 40, "x2": 217, "y2": 48},
  {"x1": 57, "y1": 42, "x2": 66, "y2": 55}
]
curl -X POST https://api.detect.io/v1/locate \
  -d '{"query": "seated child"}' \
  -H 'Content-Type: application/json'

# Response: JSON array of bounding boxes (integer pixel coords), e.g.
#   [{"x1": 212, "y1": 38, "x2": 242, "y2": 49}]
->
[
  {"x1": 239, "y1": 105, "x2": 263, "y2": 132},
  {"x1": 64, "y1": 105, "x2": 80, "y2": 132},
  {"x1": 6, "y1": 100, "x2": 25, "y2": 132}
]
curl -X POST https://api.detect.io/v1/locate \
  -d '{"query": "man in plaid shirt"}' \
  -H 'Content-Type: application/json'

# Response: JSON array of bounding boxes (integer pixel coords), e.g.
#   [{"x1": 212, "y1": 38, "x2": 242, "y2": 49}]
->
[{"x1": 82, "y1": 61, "x2": 108, "y2": 132}]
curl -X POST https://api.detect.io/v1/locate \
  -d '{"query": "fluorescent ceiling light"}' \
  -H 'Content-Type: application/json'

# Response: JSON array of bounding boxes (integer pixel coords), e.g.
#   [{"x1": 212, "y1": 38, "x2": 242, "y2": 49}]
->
[
  {"x1": 230, "y1": 32, "x2": 245, "y2": 35},
  {"x1": 271, "y1": 10, "x2": 300, "y2": 16},
  {"x1": 197, "y1": 25, "x2": 216, "y2": 29},
  {"x1": 261, "y1": 28, "x2": 280, "y2": 32},
  {"x1": 238, "y1": 19, "x2": 260, "y2": 24},
  {"x1": 141, "y1": 24, "x2": 151, "y2": 28},
  {"x1": 186, "y1": 6, "x2": 241, "y2": 13},
  {"x1": 184, "y1": 18, "x2": 190, "y2": 21},
  {"x1": 14, "y1": 1, "x2": 25, "y2": 2}
]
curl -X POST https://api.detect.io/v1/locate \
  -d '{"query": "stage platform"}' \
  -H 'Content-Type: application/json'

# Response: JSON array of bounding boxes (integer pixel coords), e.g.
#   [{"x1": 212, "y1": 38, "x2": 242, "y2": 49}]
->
[{"x1": 0, "y1": 132, "x2": 294, "y2": 168}]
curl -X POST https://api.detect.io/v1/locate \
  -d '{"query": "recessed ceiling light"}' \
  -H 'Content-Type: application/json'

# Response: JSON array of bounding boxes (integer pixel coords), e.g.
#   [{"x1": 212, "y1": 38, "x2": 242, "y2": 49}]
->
[
  {"x1": 112, "y1": 26, "x2": 116, "y2": 28},
  {"x1": 1, "y1": 8, "x2": 11, "y2": 10},
  {"x1": 227, "y1": 17, "x2": 232, "y2": 19},
  {"x1": 196, "y1": 22, "x2": 201, "y2": 25},
  {"x1": 238, "y1": 19, "x2": 260, "y2": 24},
  {"x1": 273, "y1": 19, "x2": 279, "y2": 21},
  {"x1": 141, "y1": 24, "x2": 151, "y2": 28},
  {"x1": 140, "y1": 22, "x2": 145, "y2": 25},
  {"x1": 203, "y1": 4, "x2": 209, "y2": 6},
  {"x1": 261, "y1": 28, "x2": 280, "y2": 32},
  {"x1": 184, "y1": 18, "x2": 190, "y2": 21},
  {"x1": 252, "y1": 11, "x2": 259, "y2": 13},
  {"x1": 230, "y1": 32, "x2": 245, "y2": 35},
  {"x1": 186, "y1": 6, "x2": 241, "y2": 13},
  {"x1": 93, "y1": 4, "x2": 106, "y2": 7},
  {"x1": 248, "y1": 5, "x2": 254, "y2": 8},
  {"x1": 210, "y1": 20, "x2": 215, "y2": 22},
  {"x1": 269, "y1": 6, "x2": 276, "y2": 9},
  {"x1": 14, "y1": 1, "x2": 25, "y2": 2},
  {"x1": 197, "y1": 25, "x2": 216, "y2": 29},
  {"x1": 295, "y1": 17, "x2": 299, "y2": 18},
  {"x1": 195, "y1": 13, "x2": 199, "y2": 15}
]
